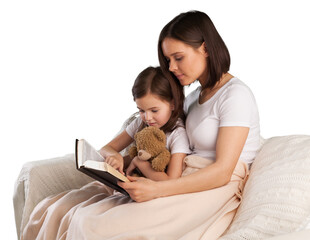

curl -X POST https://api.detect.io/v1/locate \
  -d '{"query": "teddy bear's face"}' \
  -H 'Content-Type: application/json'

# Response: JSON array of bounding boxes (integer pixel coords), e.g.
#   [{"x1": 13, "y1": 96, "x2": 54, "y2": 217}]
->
[{"x1": 135, "y1": 126, "x2": 166, "y2": 159}]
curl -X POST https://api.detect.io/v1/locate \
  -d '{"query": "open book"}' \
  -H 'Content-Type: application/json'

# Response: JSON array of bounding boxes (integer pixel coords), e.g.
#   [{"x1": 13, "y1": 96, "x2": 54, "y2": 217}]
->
[{"x1": 75, "y1": 139, "x2": 129, "y2": 196}]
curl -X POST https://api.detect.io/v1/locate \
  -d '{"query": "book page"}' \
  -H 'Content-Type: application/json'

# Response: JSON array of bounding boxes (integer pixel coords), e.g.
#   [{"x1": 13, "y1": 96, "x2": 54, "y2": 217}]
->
[
  {"x1": 83, "y1": 160, "x2": 129, "y2": 182},
  {"x1": 77, "y1": 139, "x2": 104, "y2": 167}
]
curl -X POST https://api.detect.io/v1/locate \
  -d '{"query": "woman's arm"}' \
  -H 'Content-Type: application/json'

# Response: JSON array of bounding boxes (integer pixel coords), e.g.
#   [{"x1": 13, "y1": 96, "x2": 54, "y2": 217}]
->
[
  {"x1": 119, "y1": 126, "x2": 249, "y2": 202},
  {"x1": 99, "y1": 130, "x2": 134, "y2": 174},
  {"x1": 127, "y1": 153, "x2": 186, "y2": 181}
]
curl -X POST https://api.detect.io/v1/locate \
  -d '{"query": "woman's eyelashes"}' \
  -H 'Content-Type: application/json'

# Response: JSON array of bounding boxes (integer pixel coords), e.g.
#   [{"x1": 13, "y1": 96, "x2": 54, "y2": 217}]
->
[{"x1": 165, "y1": 56, "x2": 183, "y2": 62}]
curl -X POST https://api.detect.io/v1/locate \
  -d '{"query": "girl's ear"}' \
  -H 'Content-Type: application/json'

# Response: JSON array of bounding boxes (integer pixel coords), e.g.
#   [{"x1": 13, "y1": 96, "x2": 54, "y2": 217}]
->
[
  {"x1": 170, "y1": 101, "x2": 175, "y2": 111},
  {"x1": 199, "y1": 42, "x2": 209, "y2": 57}
]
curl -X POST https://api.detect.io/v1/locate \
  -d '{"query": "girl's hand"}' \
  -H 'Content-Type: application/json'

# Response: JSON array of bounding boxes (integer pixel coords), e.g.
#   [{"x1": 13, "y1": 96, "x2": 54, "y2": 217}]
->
[
  {"x1": 105, "y1": 155, "x2": 124, "y2": 175},
  {"x1": 126, "y1": 157, "x2": 138, "y2": 176},
  {"x1": 118, "y1": 175, "x2": 160, "y2": 202}
]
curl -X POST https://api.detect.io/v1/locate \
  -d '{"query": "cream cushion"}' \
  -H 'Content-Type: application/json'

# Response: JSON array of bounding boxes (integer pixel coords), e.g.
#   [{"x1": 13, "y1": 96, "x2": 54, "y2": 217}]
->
[
  {"x1": 220, "y1": 135, "x2": 310, "y2": 239},
  {"x1": 13, "y1": 155, "x2": 93, "y2": 239}
]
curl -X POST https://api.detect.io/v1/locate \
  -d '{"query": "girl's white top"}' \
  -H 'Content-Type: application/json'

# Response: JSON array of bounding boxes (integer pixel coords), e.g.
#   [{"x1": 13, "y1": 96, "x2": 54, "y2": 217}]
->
[{"x1": 126, "y1": 117, "x2": 191, "y2": 155}]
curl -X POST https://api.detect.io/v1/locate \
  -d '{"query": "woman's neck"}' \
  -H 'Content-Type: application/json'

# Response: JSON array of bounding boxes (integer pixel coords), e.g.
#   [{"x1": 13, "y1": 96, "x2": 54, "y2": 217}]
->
[{"x1": 199, "y1": 73, "x2": 233, "y2": 104}]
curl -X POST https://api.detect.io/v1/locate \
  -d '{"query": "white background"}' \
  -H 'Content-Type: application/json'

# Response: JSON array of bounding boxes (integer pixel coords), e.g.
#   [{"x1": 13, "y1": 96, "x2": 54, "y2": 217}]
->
[{"x1": 1, "y1": 0, "x2": 310, "y2": 238}]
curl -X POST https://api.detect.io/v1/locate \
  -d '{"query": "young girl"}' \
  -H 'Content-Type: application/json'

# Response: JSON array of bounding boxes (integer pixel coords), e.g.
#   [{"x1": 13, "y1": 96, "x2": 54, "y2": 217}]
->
[
  {"x1": 21, "y1": 66, "x2": 191, "y2": 240},
  {"x1": 99, "y1": 66, "x2": 191, "y2": 181}
]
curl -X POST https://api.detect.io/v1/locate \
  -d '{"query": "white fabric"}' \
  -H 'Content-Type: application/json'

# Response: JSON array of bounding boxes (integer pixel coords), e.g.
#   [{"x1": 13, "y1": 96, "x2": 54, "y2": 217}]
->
[
  {"x1": 220, "y1": 135, "x2": 310, "y2": 240},
  {"x1": 184, "y1": 78, "x2": 260, "y2": 165},
  {"x1": 126, "y1": 117, "x2": 191, "y2": 155}
]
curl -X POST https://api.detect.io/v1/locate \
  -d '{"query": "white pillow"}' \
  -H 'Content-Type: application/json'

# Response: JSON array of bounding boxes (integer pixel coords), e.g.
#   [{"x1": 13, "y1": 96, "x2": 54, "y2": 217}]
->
[{"x1": 220, "y1": 135, "x2": 310, "y2": 239}]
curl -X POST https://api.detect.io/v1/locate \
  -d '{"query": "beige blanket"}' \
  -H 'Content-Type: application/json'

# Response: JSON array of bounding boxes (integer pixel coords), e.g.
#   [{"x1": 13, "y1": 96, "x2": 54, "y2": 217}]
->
[{"x1": 21, "y1": 156, "x2": 248, "y2": 240}]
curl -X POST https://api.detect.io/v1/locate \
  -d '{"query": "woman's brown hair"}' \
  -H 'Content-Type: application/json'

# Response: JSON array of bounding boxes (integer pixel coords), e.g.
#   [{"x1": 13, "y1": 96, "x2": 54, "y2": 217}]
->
[
  {"x1": 158, "y1": 10, "x2": 230, "y2": 90},
  {"x1": 132, "y1": 66, "x2": 184, "y2": 133}
]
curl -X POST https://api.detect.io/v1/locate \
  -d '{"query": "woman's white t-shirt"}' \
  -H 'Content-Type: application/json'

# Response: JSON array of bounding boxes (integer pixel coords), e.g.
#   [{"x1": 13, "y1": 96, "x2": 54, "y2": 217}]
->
[
  {"x1": 184, "y1": 77, "x2": 260, "y2": 165},
  {"x1": 126, "y1": 117, "x2": 191, "y2": 155}
]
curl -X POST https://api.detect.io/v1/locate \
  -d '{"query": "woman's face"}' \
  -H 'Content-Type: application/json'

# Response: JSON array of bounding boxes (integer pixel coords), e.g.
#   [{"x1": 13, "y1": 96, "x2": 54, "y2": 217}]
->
[{"x1": 162, "y1": 37, "x2": 208, "y2": 86}]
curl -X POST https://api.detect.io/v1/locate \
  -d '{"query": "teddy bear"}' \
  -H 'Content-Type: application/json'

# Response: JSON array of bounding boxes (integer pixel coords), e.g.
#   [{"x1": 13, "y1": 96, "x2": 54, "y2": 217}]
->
[{"x1": 128, "y1": 126, "x2": 171, "y2": 172}]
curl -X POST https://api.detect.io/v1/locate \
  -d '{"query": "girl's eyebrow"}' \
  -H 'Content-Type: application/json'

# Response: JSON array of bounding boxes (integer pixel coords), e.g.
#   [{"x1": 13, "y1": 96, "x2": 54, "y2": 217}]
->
[{"x1": 137, "y1": 106, "x2": 158, "y2": 110}]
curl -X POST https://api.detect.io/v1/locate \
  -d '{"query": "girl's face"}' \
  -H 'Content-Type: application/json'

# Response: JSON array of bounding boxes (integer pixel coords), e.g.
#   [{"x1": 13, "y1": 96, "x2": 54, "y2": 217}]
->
[
  {"x1": 162, "y1": 37, "x2": 208, "y2": 86},
  {"x1": 135, "y1": 93, "x2": 174, "y2": 129}
]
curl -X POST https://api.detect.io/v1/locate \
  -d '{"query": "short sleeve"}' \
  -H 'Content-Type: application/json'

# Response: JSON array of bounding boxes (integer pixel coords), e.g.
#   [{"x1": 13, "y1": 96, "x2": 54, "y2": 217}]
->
[
  {"x1": 166, "y1": 125, "x2": 192, "y2": 155},
  {"x1": 126, "y1": 117, "x2": 142, "y2": 138},
  {"x1": 218, "y1": 84, "x2": 256, "y2": 127}
]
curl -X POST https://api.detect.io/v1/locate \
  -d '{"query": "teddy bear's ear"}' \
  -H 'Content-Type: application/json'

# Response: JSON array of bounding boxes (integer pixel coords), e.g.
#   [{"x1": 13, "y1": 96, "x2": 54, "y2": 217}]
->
[{"x1": 153, "y1": 128, "x2": 166, "y2": 144}]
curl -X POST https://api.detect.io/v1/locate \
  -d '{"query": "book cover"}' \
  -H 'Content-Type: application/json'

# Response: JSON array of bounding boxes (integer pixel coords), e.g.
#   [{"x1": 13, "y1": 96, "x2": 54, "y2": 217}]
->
[{"x1": 75, "y1": 139, "x2": 129, "y2": 196}]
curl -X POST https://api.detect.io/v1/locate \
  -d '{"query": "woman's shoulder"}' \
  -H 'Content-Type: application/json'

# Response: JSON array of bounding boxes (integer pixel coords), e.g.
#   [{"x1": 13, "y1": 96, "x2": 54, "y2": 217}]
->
[
  {"x1": 217, "y1": 77, "x2": 259, "y2": 115},
  {"x1": 222, "y1": 77, "x2": 256, "y2": 100},
  {"x1": 227, "y1": 78, "x2": 253, "y2": 92}
]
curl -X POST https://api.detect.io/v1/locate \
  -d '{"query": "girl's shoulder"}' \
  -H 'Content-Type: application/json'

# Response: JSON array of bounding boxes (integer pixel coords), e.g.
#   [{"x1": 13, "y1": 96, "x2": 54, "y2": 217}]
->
[
  {"x1": 169, "y1": 118, "x2": 187, "y2": 136},
  {"x1": 126, "y1": 116, "x2": 143, "y2": 138},
  {"x1": 175, "y1": 118, "x2": 185, "y2": 129},
  {"x1": 166, "y1": 118, "x2": 189, "y2": 144}
]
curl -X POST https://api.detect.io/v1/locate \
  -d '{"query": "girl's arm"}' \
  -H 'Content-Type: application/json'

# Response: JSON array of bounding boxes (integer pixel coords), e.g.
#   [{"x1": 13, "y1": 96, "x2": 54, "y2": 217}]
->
[
  {"x1": 127, "y1": 152, "x2": 186, "y2": 181},
  {"x1": 119, "y1": 126, "x2": 249, "y2": 202},
  {"x1": 99, "y1": 130, "x2": 134, "y2": 174}
]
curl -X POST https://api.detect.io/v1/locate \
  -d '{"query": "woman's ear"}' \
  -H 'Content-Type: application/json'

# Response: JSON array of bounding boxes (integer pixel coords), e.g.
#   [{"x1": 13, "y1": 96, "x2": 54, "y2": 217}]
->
[{"x1": 199, "y1": 42, "x2": 209, "y2": 57}]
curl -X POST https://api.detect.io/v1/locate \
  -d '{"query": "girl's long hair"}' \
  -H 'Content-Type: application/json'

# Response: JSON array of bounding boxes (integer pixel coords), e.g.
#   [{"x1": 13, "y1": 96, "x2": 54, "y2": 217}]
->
[{"x1": 132, "y1": 66, "x2": 184, "y2": 133}]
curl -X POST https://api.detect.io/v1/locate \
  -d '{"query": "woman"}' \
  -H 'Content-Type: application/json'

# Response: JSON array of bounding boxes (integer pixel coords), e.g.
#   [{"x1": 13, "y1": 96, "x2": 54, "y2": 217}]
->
[
  {"x1": 22, "y1": 10, "x2": 260, "y2": 240},
  {"x1": 116, "y1": 10, "x2": 260, "y2": 238},
  {"x1": 120, "y1": 10, "x2": 260, "y2": 202}
]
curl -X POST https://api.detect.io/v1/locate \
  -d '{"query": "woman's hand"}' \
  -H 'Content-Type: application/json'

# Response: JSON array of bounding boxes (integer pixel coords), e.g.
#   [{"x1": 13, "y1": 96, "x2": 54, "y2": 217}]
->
[
  {"x1": 105, "y1": 154, "x2": 125, "y2": 175},
  {"x1": 118, "y1": 176, "x2": 160, "y2": 202}
]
